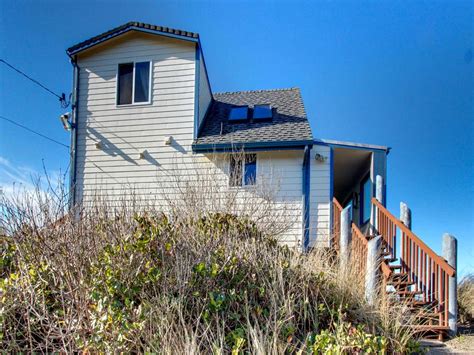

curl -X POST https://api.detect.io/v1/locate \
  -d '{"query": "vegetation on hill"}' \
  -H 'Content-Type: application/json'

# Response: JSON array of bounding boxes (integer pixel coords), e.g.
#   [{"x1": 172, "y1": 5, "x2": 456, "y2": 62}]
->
[
  {"x1": 458, "y1": 274, "x2": 474, "y2": 327},
  {"x1": 0, "y1": 179, "x2": 420, "y2": 353}
]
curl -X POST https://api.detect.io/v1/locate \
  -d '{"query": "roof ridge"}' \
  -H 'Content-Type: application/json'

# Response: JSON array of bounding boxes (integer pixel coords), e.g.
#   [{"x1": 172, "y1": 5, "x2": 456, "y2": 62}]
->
[{"x1": 213, "y1": 87, "x2": 300, "y2": 96}]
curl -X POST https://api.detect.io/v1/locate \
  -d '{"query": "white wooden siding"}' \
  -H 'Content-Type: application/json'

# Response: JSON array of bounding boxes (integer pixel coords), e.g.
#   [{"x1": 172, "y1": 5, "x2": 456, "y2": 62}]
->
[
  {"x1": 74, "y1": 31, "x2": 304, "y2": 247},
  {"x1": 309, "y1": 145, "x2": 331, "y2": 247}
]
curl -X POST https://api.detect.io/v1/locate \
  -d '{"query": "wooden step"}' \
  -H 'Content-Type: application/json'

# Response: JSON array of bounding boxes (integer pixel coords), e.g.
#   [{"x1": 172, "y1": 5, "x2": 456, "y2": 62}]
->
[
  {"x1": 387, "y1": 280, "x2": 415, "y2": 287},
  {"x1": 387, "y1": 290, "x2": 423, "y2": 298},
  {"x1": 388, "y1": 264, "x2": 402, "y2": 270}
]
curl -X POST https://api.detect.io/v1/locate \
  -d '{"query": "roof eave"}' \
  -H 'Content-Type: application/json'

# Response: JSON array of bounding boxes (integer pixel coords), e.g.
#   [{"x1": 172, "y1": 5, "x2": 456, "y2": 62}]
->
[
  {"x1": 192, "y1": 139, "x2": 314, "y2": 153},
  {"x1": 66, "y1": 25, "x2": 199, "y2": 57},
  {"x1": 314, "y1": 138, "x2": 391, "y2": 154}
]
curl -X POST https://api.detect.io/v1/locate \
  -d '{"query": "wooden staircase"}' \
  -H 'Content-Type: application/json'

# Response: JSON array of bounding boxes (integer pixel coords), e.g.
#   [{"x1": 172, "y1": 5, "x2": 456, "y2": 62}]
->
[{"x1": 332, "y1": 197, "x2": 456, "y2": 340}]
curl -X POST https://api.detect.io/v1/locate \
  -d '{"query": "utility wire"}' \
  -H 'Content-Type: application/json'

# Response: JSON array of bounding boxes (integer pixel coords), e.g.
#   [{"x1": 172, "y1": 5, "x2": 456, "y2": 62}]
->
[
  {"x1": 0, "y1": 58, "x2": 70, "y2": 108},
  {"x1": 0, "y1": 115, "x2": 69, "y2": 149}
]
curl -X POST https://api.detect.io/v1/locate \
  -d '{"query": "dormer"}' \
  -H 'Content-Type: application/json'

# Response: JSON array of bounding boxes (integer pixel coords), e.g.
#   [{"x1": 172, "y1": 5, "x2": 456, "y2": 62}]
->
[{"x1": 66, "y1": 21, "x2": 212, "y2": 140}]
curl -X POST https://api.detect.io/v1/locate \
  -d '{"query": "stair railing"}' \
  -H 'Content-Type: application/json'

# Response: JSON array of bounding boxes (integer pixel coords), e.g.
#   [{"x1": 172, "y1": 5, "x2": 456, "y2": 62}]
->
[
  {"x1": 371, "y1": 198, "x2": 455, "y2": 327},
  {"x1": 332, "y1": 198, "x2": 343, "y2": 254},
  {"x1": 351, "y1": 222, "x2": 368, "y2": 276}
]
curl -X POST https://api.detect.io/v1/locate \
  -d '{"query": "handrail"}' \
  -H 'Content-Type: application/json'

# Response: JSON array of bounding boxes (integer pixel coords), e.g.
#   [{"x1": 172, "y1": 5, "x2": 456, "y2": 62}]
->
[
  {"x1": 332, "y1": 198, "x2": 343, "y2": 253},
  {"x1": 371, "y1": 198, "x2": 455, "y2": 276},
  {"x1": 333, "y1": 197, "x2": 343, "y2": 212},
  {"x1": 350, "y1": 223, "x2": 368, "y2": 277}
]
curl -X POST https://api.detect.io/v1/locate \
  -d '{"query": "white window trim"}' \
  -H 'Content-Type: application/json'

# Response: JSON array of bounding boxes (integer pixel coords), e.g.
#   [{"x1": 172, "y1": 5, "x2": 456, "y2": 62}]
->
[
  {"x1": 229, "y1": 153, "x2": 258, "y2": 188},
  {"x1": 116, "y1": 61, "x2": 153, "y2": 107}
]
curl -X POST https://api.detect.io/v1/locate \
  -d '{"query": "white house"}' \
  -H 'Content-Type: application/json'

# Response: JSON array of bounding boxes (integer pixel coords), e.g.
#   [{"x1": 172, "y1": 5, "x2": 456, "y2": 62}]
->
[
  {"x1": 66, "y1": 22, "x2": 388, "y2": 249},
  {"x1": 64, "y1": 22, "x2": 458, "y2": 339}
]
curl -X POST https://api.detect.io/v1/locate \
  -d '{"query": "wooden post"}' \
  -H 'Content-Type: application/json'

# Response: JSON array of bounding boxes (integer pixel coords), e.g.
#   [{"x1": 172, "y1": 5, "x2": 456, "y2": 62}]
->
[
  {"x1": 442, "y1": 234, "x2": 457, "y2": 336},
  {"x1": 340, "y1": 205, "x2": 352, "y2": 269},
  {"x1": 366, "y1": 235, "x2": 382, "y2": 305},
  {"x1": 400, "y1": 202, "x2": 412, "y2": 229}
]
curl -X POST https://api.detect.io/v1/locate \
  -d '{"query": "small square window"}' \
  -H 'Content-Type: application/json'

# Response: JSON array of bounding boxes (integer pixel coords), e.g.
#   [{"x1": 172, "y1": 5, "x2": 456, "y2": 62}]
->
[
  {"x1": 229, "y1": 154, "x2": 257, "y2": 186},
  {"x1": 253, "y1": 104, "x2": 272, "y2": 120},
  {"x1": 229, "y1": 106, "x2": 248, "y2": 121},
  {"x1": 117, "y1": 61, "x2": 151, "y2": 105}
]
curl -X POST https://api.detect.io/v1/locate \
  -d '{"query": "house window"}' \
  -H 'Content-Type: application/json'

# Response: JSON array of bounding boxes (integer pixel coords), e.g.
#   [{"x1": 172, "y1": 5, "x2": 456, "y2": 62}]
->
[
  {"x1": 360, "y1": 175, "x2": 372, "y2": 224},
  {"x1": 229, "y1": 106, "x2": 248, "y2": 121},
  {"x1": 229, "y1": 154, "x2": 257, "y2": 186},
  {"x1": 252, "y1": 104, "x2": 272, "y2": 120},
  {"x1": 117, "y1": 61, "x2": 151, "y2": 105}
]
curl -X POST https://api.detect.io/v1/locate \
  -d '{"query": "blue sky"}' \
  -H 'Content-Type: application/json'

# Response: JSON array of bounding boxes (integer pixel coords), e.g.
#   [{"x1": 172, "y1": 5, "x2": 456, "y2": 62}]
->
[{"x1": 0, "y1": 0, "x2": 472, "y2": 276}]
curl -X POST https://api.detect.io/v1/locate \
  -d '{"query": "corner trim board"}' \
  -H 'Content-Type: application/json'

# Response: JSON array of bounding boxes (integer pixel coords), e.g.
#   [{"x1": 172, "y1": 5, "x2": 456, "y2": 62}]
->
[
  {"x1": 302, "y1": 145, "x2": 312, "y2": 251},
  {"x1": 194, "y1": 43, "x2": 201, "y2": 139}
]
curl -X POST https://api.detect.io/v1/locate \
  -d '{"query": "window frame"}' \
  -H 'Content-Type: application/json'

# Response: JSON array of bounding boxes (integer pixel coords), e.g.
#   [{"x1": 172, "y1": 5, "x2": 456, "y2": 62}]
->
[
  {"x1": 228, "y1": 106, "x2": 249, "y2": 122},
  {"x1": 252, "y1": 104, "x2": 273, "y2": 120},
  {"x1": 116, "y1": 61, "x2": 152, "y2": 107},
  {"x1": 229, "y1": 153, "x2": 257, "y2": 187},
  {"x1": 359, "y1": 173, "x2": 372, "y2": 225}
]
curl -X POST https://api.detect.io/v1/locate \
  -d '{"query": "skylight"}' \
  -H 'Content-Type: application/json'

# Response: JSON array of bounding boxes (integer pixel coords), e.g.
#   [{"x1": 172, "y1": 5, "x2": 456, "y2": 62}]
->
[
  {"x1": 229, "y1": 106, "x2": 248, "y2": 121},
  {"x1": 252, "y1": 104, "x2": 272, "y2": 120}
]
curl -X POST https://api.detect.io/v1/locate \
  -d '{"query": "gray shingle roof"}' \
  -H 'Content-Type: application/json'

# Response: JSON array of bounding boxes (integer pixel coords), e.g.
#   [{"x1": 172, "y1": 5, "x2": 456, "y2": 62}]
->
[
  {"x1": 194, "y1": 88, "x2": 314, "y2": 148},
  {"x1": 67, "y1": 22, "x2": 199, "y2": 56}
]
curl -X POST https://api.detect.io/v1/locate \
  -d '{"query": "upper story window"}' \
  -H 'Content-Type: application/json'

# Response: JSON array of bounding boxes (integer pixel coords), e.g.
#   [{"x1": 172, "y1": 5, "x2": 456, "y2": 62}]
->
[
  {"x1": 117, "y1": 61, "x2": 151, "y2": 105},
  {"x1": 229, "y1": 154, "x2": 257, "y2": 187}
]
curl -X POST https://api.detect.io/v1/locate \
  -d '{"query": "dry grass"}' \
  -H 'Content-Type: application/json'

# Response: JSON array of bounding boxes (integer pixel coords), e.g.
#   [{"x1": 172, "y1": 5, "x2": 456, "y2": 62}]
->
[
  {"x1": 458, "y1": 274, "x2": 474, "y2": 327},
  {"x1": 0, "y1": 174, "x2": 421, "y2": 353}
]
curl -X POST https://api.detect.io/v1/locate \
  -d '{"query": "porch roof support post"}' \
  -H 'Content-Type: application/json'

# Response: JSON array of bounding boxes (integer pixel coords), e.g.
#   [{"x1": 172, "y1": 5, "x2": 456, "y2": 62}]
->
[
  {"x1": 340, "y1": 205, "x2": 352, "y2": 269},
  {"x1": 442, "y1": 233, "x2": 458, "y2": 336},
  {"x1": 365, "y1": 235, "x2": 382, "y2": 305}
]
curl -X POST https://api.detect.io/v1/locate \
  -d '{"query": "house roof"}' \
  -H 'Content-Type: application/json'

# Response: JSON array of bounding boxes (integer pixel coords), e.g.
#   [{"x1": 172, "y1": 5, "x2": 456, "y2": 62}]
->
[
  {"x1": 66, "y1": 21, "x2": 199, "y2": 56},
  {"x1": 193, "y1": 88, "x2": 314, "y2": 150},
  {"x1": 315, "y1": 139, "x2": 391, "y2": 153}
]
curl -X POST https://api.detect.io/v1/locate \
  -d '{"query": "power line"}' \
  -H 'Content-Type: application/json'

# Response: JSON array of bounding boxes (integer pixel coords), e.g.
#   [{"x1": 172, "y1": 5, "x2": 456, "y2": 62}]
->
[
  {"x1": 0, "y1": 115, "x2": 69, "y2": 149},
  {"x1": 0, "y1": 58, "x2": 70, "y2": 108}
]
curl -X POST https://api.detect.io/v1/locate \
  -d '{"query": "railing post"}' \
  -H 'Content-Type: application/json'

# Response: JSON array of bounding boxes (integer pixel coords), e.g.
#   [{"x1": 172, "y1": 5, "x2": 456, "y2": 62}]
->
[
  {"x1": 400, "y1": 202, "x2": 412, "y2": 229},
  {"x1": 366, "y1": 235, "x2": 382, "y2": 305},
  {"x1": 340, "y1": 205, "x2": 352, "y2": 269},
  {"x1": 442, "y1": 234, "x2": 457, "y2": 336}
]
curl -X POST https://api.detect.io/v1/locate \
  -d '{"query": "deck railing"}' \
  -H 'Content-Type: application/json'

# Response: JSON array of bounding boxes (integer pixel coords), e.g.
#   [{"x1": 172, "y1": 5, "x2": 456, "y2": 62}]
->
[
  {"x1": 372, "y1": 198, "x2": 455, "y2": 327},
  {"x1": 351, "y1": 222, "x2": 368, "y2": 276},
  {"x1": 332, "y1": 198, "x2": 343, "y2": 254}
]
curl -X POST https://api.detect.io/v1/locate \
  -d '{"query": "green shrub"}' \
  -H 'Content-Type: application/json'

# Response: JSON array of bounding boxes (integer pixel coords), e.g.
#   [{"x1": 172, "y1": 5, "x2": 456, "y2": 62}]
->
[{"x1": 1, "y1": 212, "x2": 419, "y2": 353}]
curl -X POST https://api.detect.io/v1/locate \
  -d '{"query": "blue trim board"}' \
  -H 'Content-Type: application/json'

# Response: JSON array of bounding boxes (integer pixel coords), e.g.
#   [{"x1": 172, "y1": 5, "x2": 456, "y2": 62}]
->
[
  {"x1": 302, "y1": 145, "x2": 312, "y2": 251},
  {"x1": 194, "y1": 43, "x2": 201, "y2": 139},
  {"x1": 329, "y1": 147, "x2": 334, "y2": 237},
  {"x1": 192, "y1": 140, "x2": 314, "y2": 153},
  {"x1": 70, "y1": 59, "x2": 80, "y2": 207}
]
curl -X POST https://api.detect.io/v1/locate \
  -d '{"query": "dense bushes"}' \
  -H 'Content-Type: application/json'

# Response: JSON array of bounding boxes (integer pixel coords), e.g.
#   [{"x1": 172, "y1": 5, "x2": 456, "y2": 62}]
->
[
  {"x1": 0, "y1": 209, "x2": 420, "y2": 353},
  {"x1": 458, "y1": 274, "x2": 474, "y2": 327}
]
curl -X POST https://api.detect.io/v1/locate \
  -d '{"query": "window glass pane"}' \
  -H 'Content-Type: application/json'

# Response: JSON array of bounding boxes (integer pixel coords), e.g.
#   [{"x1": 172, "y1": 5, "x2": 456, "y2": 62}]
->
[
  {"x1": 362, "y1": 178, "x2": 372, "y2": 223},
  {"x1": 244, "y1": 154, "x2": 257, "y2": 185},
  {"x1": 253, "y1": 105, "x2": 272, "y2": 120},
  {"x1": 229, "y1": 106, "x2": 248, "y2": 121},
  {"x1": 229, "y1": 155, "x2": 242, "y2": 187},
  {"x1": 117, "y1": 63, "x2": 133, "y2": 105},
  {"x1": 134, "y1": 62, "x2": 150, "y2": 103}
]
